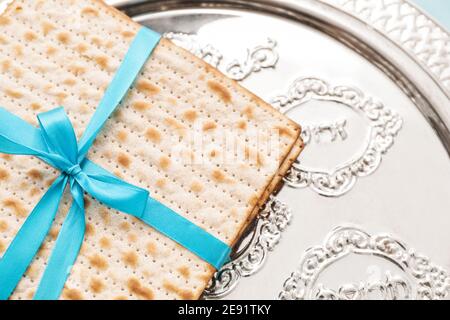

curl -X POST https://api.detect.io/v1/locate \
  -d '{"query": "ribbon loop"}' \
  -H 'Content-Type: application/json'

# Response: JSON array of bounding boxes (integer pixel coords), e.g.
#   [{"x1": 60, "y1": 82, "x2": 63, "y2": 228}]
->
[{"x1": 37, "y1": 107, "x2": 79, "y2": 172}]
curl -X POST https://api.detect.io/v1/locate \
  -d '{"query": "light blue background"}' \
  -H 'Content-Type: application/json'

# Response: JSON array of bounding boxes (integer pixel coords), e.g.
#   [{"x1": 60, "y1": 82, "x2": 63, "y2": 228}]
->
[{"x1": 412, "y1": 0, "x2": 450, "y2": 31}]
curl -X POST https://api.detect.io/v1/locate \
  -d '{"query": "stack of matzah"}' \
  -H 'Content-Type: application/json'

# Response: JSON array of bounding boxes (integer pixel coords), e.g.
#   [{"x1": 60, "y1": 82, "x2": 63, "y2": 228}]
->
[{"x1": 0, "y1": 0, "x2": 303, "y2": 299}]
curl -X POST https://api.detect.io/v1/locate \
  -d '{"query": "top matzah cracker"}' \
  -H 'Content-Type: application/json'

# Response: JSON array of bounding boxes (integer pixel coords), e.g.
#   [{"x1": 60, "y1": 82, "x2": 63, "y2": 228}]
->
[{"x1": 0, "y1": 0, "x2": 303, "y2": 299}]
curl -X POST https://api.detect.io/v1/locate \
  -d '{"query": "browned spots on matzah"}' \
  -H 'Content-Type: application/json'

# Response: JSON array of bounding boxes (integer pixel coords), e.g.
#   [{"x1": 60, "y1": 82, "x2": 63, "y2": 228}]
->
[
  {"x1": 81, "y1": 7, "x2": 99, "y2": 17},
  {"x1": 29, "y1": 187, "x2": 40, "y2": 197},
  {"x1": 30, "y1": 103, "x2": 41, "y2": 111},
  {"x1": 249, "y1": 195, "x2": 259, "y2": 207},
  {"x1": 0, "y1": 35, "x2": 7, "y2": 45},
  {"x1": 243, "y1": 106, "x2": 254, "y2": 119},
  {"x1": 75, "y1": 43, "x2": 88, "y2": 54},
  {"x1": 0, "y1": 220, "x2": 8, "y2": 232},
  {"x1": 26, "y1": 264, "x2": 39, "y2": 278},
  {"x1": 237, "y1": 120, "x2": 247, "y2": 130},
  {"x1": 0, "y1": 16, "x2": 10, "y2": 26},
  {"x1": 12, "y1": 68, "x2": 22, "y2": 78},
  {"x1": 41, "y1": 21, "x2": 55, "y2": 36},
  {"x1": 177, "y1": 266, "x2": 190, "y2": 279},
  {"x1": 1, "y1": 154, "x2": 12, "y2": 161},
  {"x1": 276, "y1": 125, "x2": 295, "y2": 138},
  {"x1": 57, "y1": 32, "x2": 71, "y2": 45},
  {"x1": 24, "y1": 31, "x2": 37, "y2": 41},
  {"x1": 3, "y1": 198, "x2": 27, "y2": 217},
  {"x1": 46, "y1": 46, "x2": 58, "y2": 56},
  {"x1": 89, "y1": 278, "x2": 104, "y2": 294},
  {"x1": 0, "y1": 240, "x2": 5, "y2": 253},
  {"x1": 1, "y1": 60, "x2": 10, "y2": 72},
  {"x1": 45, "y1": 177, "x2": 57, "y2": 187},
  {"x1": 146, "y1": 242, "x2": 157, "y2": 256},
  {"x1": 207, "y1": 80, "x2": 231, "y2": 103},
  {"x1": 136, "y1": 79, "x2": 160, "y2": 96},
  {"x1": 256, "y1": 153, "x2": 265, "y2": 167},
  {"x1": 122, "y1": 251, "x2": 139, "y2": 267},
  {"x1": 212, "y1": 169, "x2": 229, "y2": 184},
  {"x1": 127, "y1": 278, "x2": 154, "y2": 300},
  {"x1": 132, "y1": 101, "x2": 151, "y2": 112},
  {"x1": 202, "y1": 121, "x2": 217, "y2": 131},
  {"x1": 117, "y1": 153, "x2": 131, "y2": 168},
  {"x1": 164, "y1": 117, "x2": 185, "y2": 132},
  {"x1": 116, "y1": 130, "x2": 127, "y2": 143},
  {"x1": 190, "y1": 181, "x2": 203, "y2": 193},
  {"x1": 63, "y1": 78, "x2": 76, "y2": 86},
  {"x1": 0, "y1": 168, "x2": 9, "y2": 180},
  {"x1": 145, "y1": 128, "x2": 161, "y2": 143},
  {"x1": 114, "y1": 170, "x2": 124, "y2": 179},
  {"x1": 63, "y1": 288, "x2": 83, "y2": 300},
  {"x1": 158, "y1": 156, "x2": 171, "y2": 170},
  {"x1": 183, "y1": 109, "x2": 197, "y2": 122},
  {"x1": 128, "y1": 233, "x2": 137, "y2": 242},
  {"x1": 13, "y1": 5, "x2": 23, "y2": 12},
  {"x1": 209, "y1": 150, "x2": 218, "y2": 158},
  {"x1": 99, "y1": 208, "x2": 110, "y2": 224},
  {"x1": 68, "y1": 64, "x2": 86, "y2": 76},
  {"x1": 27, "y1": 169, "x2": 43, "y2": 180},
  {"x1": 122, "y1": 30, "x2": 135, "y2": 38},
  {"x1": 26, "y1": 291, "x2": 35, "y2": 299},
  {"x1": 163, "y1": 280, "x2": 194, "y2": 300},
  {"x1": 85, "y1": 223, "x2": 95, "y2": 236},
  {"x1": 105, "y1": 40, "x2": 114, "y2": 49},
  {"x1": 94, "y1": 55, "x2": 109, "y2": 69},
  {"x1": 99, "y1": 236, "x2": 111, "y2": 249},
  {"x1": 119, "y1": 221, "x2": 130, "y2": 231},
  {"x1": 91, "y1": 37, "x2": 102, "y2": 46},
  {"x1": 167, "y1": 97, "x2": 177, "y2": 105},
  {"x1": 84, "y1": 196, "x2": 91, "y2": 209},
  {"x1": 49, "y1": 227, "x2": 59, "y2": 240},
  {"x1": 5, "y1": 88, "x2": 23, "y2": 99},
  {"x1": 88, "y1": 254, "x2": 108, "y2": 270},
  {"x1": 114, "y1": 296, "x2": 128, "y2": 300},
  {"x1": 155, "y1": 178, "x2": 166, "y2": 188}
]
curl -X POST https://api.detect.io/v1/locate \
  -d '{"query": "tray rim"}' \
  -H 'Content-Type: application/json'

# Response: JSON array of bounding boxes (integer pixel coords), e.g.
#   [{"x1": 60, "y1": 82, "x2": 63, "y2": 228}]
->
[
  {"x1": 110, "y1": 0, "x2": 450, "y2": 97},
  {"x1": 117, "y1": 0, "x2": 450, "y2": 155}
]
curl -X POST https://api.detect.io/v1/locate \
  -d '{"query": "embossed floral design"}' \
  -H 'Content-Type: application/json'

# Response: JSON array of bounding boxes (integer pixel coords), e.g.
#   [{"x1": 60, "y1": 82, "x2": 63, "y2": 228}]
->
[
  {"x1": 203, "y1": 196, "x2": 291, "y2": 299},
  {"x1": 272, "y1": 77, "x2": 403, "y2": 197},
  {"x1": 164, "y1": 32, "x2": 278, "y2": 81},
  {"x1": 279, "y1": 226, "x2": 450, "y2": 300}
]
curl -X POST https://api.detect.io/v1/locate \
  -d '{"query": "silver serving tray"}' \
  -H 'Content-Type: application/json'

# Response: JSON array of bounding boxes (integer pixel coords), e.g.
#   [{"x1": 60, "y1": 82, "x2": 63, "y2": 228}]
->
[
  {"x1": 108, "y1": 0, "x2": 450, "y2": 300},
  {"x1": 4, "y1": 0, "x2": 449, "y2": 300}
]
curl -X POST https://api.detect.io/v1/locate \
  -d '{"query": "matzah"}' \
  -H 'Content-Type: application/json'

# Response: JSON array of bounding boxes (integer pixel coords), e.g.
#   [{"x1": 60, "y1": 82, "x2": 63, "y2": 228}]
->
[{"x1": 0, "y1": 0, "x2": 303, "y2": 299}]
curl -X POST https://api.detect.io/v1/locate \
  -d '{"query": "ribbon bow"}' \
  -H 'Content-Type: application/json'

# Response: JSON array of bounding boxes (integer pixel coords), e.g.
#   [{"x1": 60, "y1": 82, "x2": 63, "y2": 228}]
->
[{"x1": 0, "y1": 27, "x2": 230, "y2": 300}]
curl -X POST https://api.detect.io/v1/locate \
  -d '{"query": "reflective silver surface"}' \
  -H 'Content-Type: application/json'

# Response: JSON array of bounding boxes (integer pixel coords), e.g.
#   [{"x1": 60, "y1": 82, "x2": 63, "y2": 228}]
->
[{"x1": 111, "y1": 0, "x2": 450, "y2": 300}]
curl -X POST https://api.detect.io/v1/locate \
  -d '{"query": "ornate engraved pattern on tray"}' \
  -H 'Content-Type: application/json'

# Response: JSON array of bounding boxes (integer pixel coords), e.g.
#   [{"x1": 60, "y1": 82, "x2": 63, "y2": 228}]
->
[
  {"x1": 279, "y1": 226, "x2": 450, "y2": 300},
  {"x1": 272, "y1": 77, "x2": 402, "y2": 197},
  {"x1": 164, "y1": 32, "x2": 279, "y2": 81},
  {"x1": 321, "y1": 0, "x2": 450, "y2": 93},
  {"x1": 203, "y1": 196, "x2": 291, "y2": 299}
]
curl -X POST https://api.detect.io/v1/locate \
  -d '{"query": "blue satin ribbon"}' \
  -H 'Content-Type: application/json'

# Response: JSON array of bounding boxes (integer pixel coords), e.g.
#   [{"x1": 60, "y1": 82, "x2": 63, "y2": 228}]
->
[{"x1": 0, "y1": 27, "x2": 231, "y2": 300}]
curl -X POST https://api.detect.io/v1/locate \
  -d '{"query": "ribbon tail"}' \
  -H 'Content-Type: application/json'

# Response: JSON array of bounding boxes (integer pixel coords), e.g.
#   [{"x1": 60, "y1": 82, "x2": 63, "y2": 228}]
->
[
  {"x1": 0, "y1": 175, "x2": 67, "y2": 300},
  {"x1": 34, "y1": 183, "x2": 85, "y2": 300}
]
